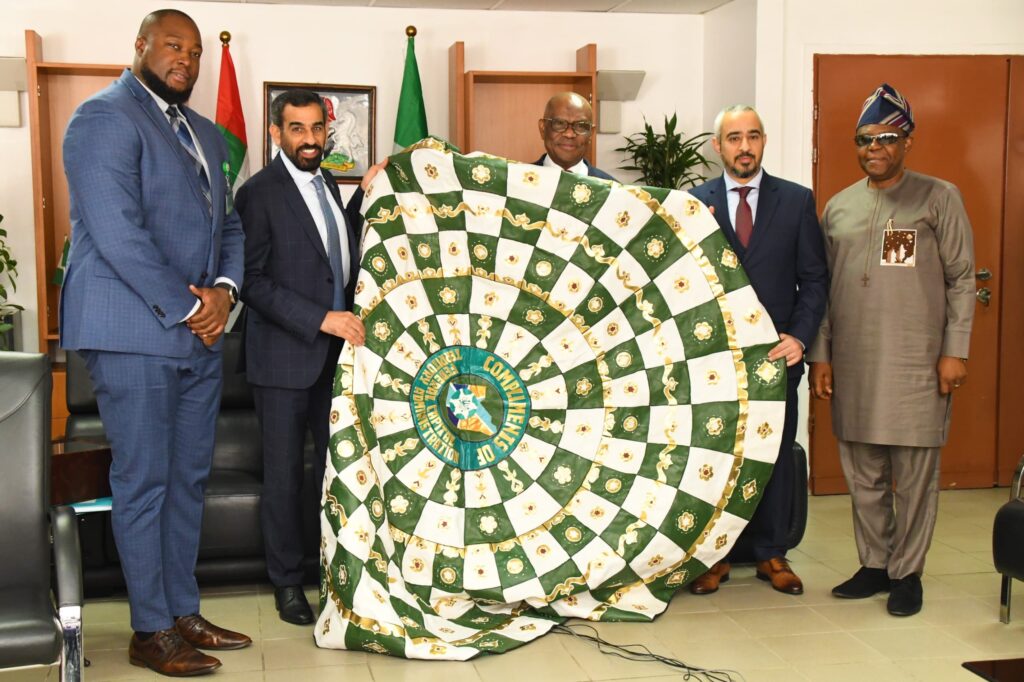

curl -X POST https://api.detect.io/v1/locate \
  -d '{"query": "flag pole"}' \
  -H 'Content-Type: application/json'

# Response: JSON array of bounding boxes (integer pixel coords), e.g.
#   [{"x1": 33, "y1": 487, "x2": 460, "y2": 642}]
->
[
  {"x1": 394, "y1": 25, "x2": 428, "y2": 151},
  {"x1": 216, "y1": 29, "x2": 249, "y2": 193}
]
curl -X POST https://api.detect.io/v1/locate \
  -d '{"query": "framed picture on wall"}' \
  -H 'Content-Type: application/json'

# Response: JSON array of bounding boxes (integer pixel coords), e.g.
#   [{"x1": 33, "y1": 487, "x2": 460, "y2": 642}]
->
[{"x1": 263, "y1": 81, "x2": 376, "y2": 184}]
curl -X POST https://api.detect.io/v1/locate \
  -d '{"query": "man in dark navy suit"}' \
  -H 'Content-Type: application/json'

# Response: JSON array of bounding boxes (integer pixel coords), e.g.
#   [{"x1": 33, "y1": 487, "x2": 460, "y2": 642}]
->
[
  {"x1": 533, "y1": 92, "x2": 616, "y2": 181},
  {"x1": 236, "y1": 90, "x2": 380, "y2": 624},
  {"x1": 689, "y1": 105, "x2": 828, "y2": 595}
]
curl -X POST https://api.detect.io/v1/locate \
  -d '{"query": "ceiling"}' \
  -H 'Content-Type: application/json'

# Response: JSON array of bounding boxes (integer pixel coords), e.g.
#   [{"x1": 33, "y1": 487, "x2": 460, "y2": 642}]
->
[{"x1": 195, "y1": 0, "x2": 733, "y2": 14}]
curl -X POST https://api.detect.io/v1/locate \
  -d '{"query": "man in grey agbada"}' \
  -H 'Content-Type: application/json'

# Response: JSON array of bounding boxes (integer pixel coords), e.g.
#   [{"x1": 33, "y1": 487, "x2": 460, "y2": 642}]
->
[{"x1": 808, "y1": 83, "x2": 975, "y2": 617}]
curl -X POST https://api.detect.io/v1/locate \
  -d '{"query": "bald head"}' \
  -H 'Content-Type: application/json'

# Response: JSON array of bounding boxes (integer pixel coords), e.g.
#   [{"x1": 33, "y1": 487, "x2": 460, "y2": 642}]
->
[
  {"x1": 538, "y1": 92, "x2": 594, "y2": 171},
  {"x1": 137, "y1": 9, "x2": 198, "y2": 41},
  {"x1": 543, "y1": 92, "x2": 592, "y2": 121},
  {"x1": 132, "y1": 9, "x2": 202, "y2": 106}
]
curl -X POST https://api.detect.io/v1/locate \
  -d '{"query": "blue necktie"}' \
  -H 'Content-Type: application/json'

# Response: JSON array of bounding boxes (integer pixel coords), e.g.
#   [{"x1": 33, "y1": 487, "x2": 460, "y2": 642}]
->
[
  {"x1": 166, "y1": 105, "x2": 212, "y2": 215},
  {"x1": 313, "y1": 175, "x2": 346, "y2": 310}
]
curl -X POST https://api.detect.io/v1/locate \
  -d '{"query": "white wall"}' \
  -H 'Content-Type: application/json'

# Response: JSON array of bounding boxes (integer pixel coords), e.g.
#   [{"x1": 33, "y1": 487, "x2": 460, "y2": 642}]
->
[
  {"x1": 759, "y1": 0, "x2": 1024, "y2": 188},
  {"x1": 0, "y1": 0, "x2": 703, "y2": 353},
  {"x1": 702, "y1": 0, "x2": 756, "y2": 134},
  {"x1": 755, "y1": 0, "x2": 1024, "y2": 452}
]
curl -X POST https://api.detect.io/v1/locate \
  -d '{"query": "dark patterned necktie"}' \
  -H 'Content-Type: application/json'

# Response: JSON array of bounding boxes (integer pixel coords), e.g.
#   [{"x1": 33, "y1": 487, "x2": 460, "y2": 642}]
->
[
  {"x1": 732, "y1": 185, "x2": 754, "y2": 247},
  {"x1": 166, "y1": 105, "x2": 212, "y2": 215},
  {"x1": 313, "y1": 176, "x2": 346, "y2": 310}
]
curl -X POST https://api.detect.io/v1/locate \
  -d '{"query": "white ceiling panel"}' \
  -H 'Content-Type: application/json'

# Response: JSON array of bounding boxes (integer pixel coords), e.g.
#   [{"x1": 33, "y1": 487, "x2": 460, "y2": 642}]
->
[
  {"x1": 195, "y1": 0, "x2": 731, "y2": 13},
  {"x1": 492, "y1": 0, "x2": 624, "y2": 11}
]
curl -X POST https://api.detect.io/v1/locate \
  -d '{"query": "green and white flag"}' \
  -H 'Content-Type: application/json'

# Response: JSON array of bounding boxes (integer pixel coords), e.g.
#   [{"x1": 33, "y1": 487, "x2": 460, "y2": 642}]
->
[
  {"x1": 316, "y1": 139, "x2": 786, "y2": 659},
  {"x1": 52, "y1": 234, "x2": 70, "y2": 286},
  {"x1": 393, "y1": 31, "x2": 428, "y2": 151}
]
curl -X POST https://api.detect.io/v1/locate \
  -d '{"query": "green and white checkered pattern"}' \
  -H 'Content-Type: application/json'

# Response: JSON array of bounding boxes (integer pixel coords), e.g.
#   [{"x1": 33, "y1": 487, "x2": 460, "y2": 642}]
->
[{"x1": 315, "y1": 139, "x2": 787, "y2": 659}]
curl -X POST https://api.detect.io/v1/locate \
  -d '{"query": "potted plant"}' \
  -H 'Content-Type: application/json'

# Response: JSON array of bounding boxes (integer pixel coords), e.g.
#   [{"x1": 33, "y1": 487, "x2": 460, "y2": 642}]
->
[
  {"x1": 0, "y1": 214, "x2": 25, "y2": 351},
  {"x1": 616, "y1": 113, "x2": 714, "y2": 190}
]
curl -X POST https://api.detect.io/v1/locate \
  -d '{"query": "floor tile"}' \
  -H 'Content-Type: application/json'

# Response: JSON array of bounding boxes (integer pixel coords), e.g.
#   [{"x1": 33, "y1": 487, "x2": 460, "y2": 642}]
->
[
  {"x1": 759, "y1": 631, "x2": 884, "y2": 665},
  {"x1": 63, "y1": 487, "x2": 1016, "y2": 681},
  {"x1": 941, "y1": 620, "x2": 1024, "y2": 656},
  {"x1": 472, "y1": 636, "x2": 588, "y2": 682},
  {"x1": 263, "y1": 635, "x2": 368, "y2": 670},
  {"x1": 265, "y1": 666, "x2": 373, "y2": 682},
  {"x1": 368, "y1": 657, "x2": 484, "y2": 682},
  {"x1": 895, "y1": 656, "x2": 990, "y2": 681},
  {"x1": 852, "y1": 626, "x2": 982, "y2": 660},
  {"x1": 795, "y1": 660, "x2": 913, "y2": 681},
  {"x1": 726, "y1": 604, "x2": 839, "y2": 636},
  {"x1": 664, "y1": 636, "x2": 787, "y2": 671}
]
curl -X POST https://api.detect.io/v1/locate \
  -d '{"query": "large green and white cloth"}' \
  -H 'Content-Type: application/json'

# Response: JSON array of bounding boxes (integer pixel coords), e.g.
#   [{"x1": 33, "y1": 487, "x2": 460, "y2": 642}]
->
[{"x1": 316, "y1": 139, "x2": 787, "y2": 659}]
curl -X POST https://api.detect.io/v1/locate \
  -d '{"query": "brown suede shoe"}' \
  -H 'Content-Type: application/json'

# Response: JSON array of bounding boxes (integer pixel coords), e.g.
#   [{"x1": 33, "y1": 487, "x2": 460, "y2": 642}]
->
[
  {"x1": 756, "y1": 557, "x2": 804, "y2": 595},
  {"x1": 175, "y1": 614, "x2": 252, "y2": 650},
  {"x1": 129, "y1": 629, "x2": 221, "y2": 677},
  {"x1": 689, "y1": 560, "x2": 731, "y2": 595}
]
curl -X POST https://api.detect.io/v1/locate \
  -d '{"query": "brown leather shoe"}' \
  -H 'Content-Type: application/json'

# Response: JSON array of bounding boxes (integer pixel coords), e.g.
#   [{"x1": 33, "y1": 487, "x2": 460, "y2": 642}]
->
[
  {"x1": 689, "y1": 560, "x2": 731, "y2": 595},
  {"x1": 129, "y1": 629, "x2": 221, "y2": 677},
  {"x1": 175, "y1": 614, "x2": 252, "y2": 650},
  {"x1": 756, "y1": 557, "x2": 804, "y2": 595}
]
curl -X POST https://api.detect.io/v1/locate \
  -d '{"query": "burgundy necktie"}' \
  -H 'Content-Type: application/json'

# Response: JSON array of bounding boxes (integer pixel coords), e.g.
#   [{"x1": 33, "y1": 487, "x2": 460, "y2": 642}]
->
[{"x1": 732, "y1": 186, "x2": 753, "y2": 248}]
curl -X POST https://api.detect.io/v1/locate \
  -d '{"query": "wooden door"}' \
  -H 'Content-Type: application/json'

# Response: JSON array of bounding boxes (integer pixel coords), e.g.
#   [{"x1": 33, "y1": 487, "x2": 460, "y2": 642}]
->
[{"x1": 810, "y1": 55, "x2": 1009, "y2": 493}]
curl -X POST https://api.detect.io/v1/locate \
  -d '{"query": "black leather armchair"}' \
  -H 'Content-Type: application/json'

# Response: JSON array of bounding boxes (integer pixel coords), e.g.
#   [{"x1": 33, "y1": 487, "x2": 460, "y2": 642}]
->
[
  {"x1": 66, "y1": 333, "x2": 320, "y2": 593},
  {"x1": 993, "y1": 454, "x2": 1024, "y2": 623},
  {"x1": 0, "y1": 351, "x2": 84, "y2": 681}
]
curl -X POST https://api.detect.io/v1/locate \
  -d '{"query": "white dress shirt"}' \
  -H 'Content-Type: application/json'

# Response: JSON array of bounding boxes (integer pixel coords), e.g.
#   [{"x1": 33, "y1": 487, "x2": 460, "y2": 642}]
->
[
  {"x1": 723, "y1": 167, "x2": 764, "y2": 230},
  {"x1": 280, "y1": 152, "x2": 351, "y2": 286},
  {"x1": 542, "y1": 154, "x2": 588, "y2": 177}
]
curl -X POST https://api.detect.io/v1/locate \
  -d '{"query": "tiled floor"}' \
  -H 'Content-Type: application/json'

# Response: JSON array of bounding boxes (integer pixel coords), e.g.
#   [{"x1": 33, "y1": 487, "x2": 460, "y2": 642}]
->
[{"x1": 4, "y1": 488, "x2": 1023, "y2": 681}]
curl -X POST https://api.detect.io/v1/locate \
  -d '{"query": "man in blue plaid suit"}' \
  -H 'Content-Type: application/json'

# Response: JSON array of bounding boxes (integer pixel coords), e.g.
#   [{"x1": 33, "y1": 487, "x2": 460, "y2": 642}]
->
[{"x1": 61, "y1": 9, "x2": 249, "y2": 676}]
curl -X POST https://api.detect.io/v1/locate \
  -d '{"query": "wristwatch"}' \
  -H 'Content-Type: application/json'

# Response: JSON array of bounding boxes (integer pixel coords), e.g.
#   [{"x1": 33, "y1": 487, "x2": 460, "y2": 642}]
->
[{"x1": 214, "y1": 282, "x2": 238, "y2": 310}]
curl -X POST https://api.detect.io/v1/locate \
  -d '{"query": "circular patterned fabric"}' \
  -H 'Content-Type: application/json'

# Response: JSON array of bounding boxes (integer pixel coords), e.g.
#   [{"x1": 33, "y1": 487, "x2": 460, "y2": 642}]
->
[{"x1": 316, "y1": 139, "x2": 787, "y2": 660}]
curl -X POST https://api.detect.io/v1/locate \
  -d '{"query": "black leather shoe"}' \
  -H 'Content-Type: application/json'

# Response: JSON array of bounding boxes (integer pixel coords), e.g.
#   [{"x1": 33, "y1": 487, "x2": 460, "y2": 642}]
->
[
  {"x1": 275, "y1": 585, "x2": 314, "y2": 625},
  {"x1": 832, "y1": 566, "x2": 890, "y2": 599},
  {"x1": 887, "y1": 574, "x2": 923, "y2": 616}
]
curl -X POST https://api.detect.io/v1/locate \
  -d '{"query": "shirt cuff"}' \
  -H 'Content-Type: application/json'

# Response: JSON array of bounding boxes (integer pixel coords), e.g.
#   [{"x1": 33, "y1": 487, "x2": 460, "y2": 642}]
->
[
  {"x1": 181, "y1": 298, "x2": 202, "y2": 323},
  {"x1": 941, "y1": 331, "x2": 971, "y2": 359},
  {"x1": 180, "y1": 278, "x2": 238, "y2": 322}
]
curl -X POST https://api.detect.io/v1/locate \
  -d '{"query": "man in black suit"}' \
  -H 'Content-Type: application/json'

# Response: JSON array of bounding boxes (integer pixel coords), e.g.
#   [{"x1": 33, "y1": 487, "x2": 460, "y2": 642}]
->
[
  {"x1": 688, "y1": 105, "x2": 828, "y2": 595},
  {"x1": 533, "y1": 92, "x2": 616, "y2": 181},
  {"x1": 236, "y1": 89, "x2": 377, "y2": 624}
]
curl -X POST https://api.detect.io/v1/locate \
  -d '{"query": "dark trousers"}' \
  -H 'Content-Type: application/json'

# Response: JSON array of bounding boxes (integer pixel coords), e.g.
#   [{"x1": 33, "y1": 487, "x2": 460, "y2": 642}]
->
[
  {"x1": 745, "y1": 375, "x2": 800, "y2": 562},
  {"x1": 252, "y1": 342, "x2": 340, "y2": 587},
  {"x1": 82, "y1": 343, "x2": 221, "y2": 632}
]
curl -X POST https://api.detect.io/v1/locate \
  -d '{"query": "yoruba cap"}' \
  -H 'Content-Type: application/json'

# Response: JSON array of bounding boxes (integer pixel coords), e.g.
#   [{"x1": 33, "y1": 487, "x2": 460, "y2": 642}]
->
[{"x1": 857, "y1": 83, "x2": 914, "y2": 133}]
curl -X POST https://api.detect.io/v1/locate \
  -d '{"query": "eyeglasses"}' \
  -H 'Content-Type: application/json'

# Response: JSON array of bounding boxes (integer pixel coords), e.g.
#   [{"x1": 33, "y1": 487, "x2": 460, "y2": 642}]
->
[
  {"x1": 543, "y1": 118, "x2": 594, "y2": 135},
  {"x1": 854, "y1": 132, "x2": 905, "y2": 147}
]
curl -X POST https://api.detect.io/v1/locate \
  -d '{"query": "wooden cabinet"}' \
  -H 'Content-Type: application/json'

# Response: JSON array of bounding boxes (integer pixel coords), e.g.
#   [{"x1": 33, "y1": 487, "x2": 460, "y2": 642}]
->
[
  {"x1": 448, "y1": 41, "x2": 598, "y2": 166},
  {"x1": 24, "y1": 30, "x2": 123, "y2": 438},
  {"x1": 25, "y1": 30, "x2": 123, "y2": 355}
]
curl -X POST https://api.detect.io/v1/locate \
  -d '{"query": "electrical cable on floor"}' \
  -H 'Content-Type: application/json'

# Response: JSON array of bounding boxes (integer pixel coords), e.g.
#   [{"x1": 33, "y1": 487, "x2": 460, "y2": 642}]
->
[{"x1": 552, "y1": 623, "x2": 745, "y2": 681}]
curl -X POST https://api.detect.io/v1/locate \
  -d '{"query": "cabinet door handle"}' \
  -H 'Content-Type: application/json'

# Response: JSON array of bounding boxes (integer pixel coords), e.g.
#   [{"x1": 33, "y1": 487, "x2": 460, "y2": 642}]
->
[
  {"x1": 977, "y1": 287, "x2": 992, "y2": 306},
  {"x1": 976, "y1": 268, "x2": 992, "y2": 281}
]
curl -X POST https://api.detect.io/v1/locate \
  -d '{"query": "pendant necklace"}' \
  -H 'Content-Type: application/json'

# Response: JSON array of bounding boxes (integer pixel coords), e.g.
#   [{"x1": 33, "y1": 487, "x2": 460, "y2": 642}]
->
[{"x1": 861, "y1": 191, "x2": 882, "y2": 287}]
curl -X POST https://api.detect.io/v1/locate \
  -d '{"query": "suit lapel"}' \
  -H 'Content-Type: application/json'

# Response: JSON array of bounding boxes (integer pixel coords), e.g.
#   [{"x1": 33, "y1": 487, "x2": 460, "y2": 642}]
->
[
  {"x1": 703, "y1": 177, "x2": 739, "y2": 248},
  {"x1": 119, "y1": 71, "x2": 211, "y2": 217},
  {"x1": 748, "y1": 172, "x2": 780, "y2": 255},
  {"x1": 271, "y1": 156, "x2": 330, "y2": 264}
]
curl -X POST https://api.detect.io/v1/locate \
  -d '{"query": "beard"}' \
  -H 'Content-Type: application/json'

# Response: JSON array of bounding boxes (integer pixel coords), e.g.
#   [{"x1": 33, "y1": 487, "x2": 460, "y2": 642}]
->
[
  {"x1": 727, "y1": 155, "x2": 760, "y2": 179},
  {"x1": 139, "y1": 64, "x2": 193, "y2": 106},
  {"x1": 286, "y1": 144, "x2": 324, "y2": 172}
]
